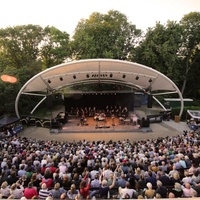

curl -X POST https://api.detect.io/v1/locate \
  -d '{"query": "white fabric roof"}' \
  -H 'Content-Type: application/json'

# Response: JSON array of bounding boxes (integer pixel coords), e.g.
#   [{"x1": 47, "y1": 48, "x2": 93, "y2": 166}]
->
[
  {"x1": 19, "y1": 59, "x2": 178, "y2": 93},
  {"x1": 15, "y1": 59, "x2": 183, "y2": 117},
  {"x1": 187, "y1": 110, "x2": 200, "y2": 119}
]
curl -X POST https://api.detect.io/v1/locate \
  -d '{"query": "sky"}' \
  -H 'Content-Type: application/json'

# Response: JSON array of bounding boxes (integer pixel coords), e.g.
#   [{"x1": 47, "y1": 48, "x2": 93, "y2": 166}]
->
[{"x1": 1, "y1": 0, "x2": 200, "y2": 36}]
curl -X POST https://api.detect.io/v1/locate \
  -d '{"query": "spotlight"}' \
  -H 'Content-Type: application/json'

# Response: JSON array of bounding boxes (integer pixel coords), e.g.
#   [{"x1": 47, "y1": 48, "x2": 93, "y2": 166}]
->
[
  {"x1": 86, "y1": 74, "x2": 89, "y2": 78},
  {"x1": 149, "y1": 78, "x2": 152, "y2": 83},
  {"x1": 110, "y1": 74, "x2": 113, "y2": 78},
  {"x1": 122, "y1": 74, "x2": 126, "y2": 79},
  {"x1": 135, "y1": 76, "x2": 139, "y2": 80},
  {"x1": 60, "y1": 77, "x2": 63, "y2": 81},
  {"x1": 47, "y1": 79, "x2": 51, "y2": 83},
  {"x1": 73, "y1": 75, "x2": 76, "y2": 79}
]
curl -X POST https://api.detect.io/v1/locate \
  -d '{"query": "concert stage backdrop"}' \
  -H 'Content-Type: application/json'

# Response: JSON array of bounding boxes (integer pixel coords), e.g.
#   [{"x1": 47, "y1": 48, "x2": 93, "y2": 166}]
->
[{"x1": 64, "y1": 93, "x2": 147, "y2": 112}]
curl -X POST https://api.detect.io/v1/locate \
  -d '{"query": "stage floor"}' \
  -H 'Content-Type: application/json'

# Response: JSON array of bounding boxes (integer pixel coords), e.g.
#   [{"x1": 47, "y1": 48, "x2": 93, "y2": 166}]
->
[{"x1": 60, "y1": 115, "x2": 151, "y2": 133}]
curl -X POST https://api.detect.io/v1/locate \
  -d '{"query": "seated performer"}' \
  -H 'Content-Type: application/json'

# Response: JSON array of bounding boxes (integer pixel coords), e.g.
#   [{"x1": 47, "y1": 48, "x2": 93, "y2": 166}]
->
[{"x1": 80, "y1": 113, "x2": 88, "y2": 126}]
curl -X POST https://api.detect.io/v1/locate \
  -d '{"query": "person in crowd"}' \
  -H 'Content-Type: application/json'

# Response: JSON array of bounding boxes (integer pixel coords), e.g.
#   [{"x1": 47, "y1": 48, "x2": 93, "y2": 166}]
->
[
  {"x1": 23, "y1": 182, "x2": 38, "y2": 199},
  {"x1": 0, "y1": 181, "x2": 10, "y2": 198},
  {"x1": 71, "y1": 173, "x2": 81, "y2": 189},
  {"x1": 0, "y1": 171, "x2": 8, "y2": 186},
  {"x1": 7, "y1": 171, "x2": 18, "y2": 186},
  {"x1": 170, "y1": 182, "x2": 183, "y2": 198},
  {"x1": 67, "y1": 184, "x2": 79, "y2": 200},
  {"x1": 50, "y1": 182, "x2": 66, "y2": 199},
  {"x1": 90, "y1": 165, "x2": 100, "y2": 180},
  {"x1": 118, "y1": 181, "x2": 136, "y2": 199},
  {"x1": 116, "y1": 173, "x2": 128, "y2": 188},
  {"x1": 18, "y1": 165, "x2": 27, "y2": 178},
  {"x1": 170, "y1": 171, "x2": 181, "y2": 185},
  {"x1": 182, "y1": 171, "x2": 193, "y2": 185},
  {"x1": 158, "y1": 171, "x2": 171, "y2": 187},
  {"x1": 39, "y1": 183, "x2": 51, "y2": 199},
  {"x1": 145, "y1": 171, "x2": 157, "y2": 187},
  {"x1": 79, "y1": 172, "x2": 95, "y2": 199},
  {"x1": 21, "y1": 174, "x2": 29, "y2": 188},
  {"x1": 61, "y1": 174, "x2": 72, "y2": 189},
  {"x1": 102, "y1": 163, "x2": 113, "y2": 180},
  {"x1": 155, "y1": 180, "x2": 167, "y2": 198},
  {"x1": 9, "y1": 180, "x2": 24, "y2": 199},
  {"x1": 41, "y1": 173, "x2": 53, "y2": 189},
  {"x1": 168, "y1": 165, "x2": 178, "y2": 178},
  {"x1": 98, "y1": 172, "x2": 116, "y2": 198},
  {"x1": 182, "y1": 182, "x2": 197, "y2": 198},
  {"x1": 90, "y1": 174, "x2": 100, "y2": 188},
  {"x1": 30, "y1": 173, "x2": 42, "y2": 189},
  {"x1": 144, "y1": 182, "x2": 155, "y2": 199}
]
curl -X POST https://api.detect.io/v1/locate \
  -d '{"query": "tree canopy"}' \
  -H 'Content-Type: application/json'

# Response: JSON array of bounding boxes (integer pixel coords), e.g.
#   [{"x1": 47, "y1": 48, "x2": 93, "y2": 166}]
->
[{"x1": 71, "y1": 10, "x2": 141, "y2": 60}]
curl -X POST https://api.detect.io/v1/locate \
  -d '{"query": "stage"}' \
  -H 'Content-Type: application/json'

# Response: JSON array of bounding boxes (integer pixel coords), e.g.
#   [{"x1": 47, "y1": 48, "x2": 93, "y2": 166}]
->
[{"x1": 59, "y1": 113, "x2": 151, "y2": 133}]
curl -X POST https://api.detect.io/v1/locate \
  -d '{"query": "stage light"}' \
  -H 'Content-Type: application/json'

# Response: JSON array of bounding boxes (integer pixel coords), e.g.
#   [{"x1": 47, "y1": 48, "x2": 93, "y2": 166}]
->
[
  {"x1": 149, "y1": 78, "x2": 152, "y2": 83},
  {"x1": 135, "y1": 75, "x2": 139, "y2": 80},
  {"x1": 73, "y1": 75, "x2": 76, "y2": 79},
  {"x1": 48, "y1": 79, "x2": 51, "y2": 83},
  {"x1": 122, "y1": 74, "x2": 126, "y2": 79},
  {"x1": 60, "y1": 77, "x2": 63, "y2": 81},
  {"x1": 110, "y1": 74, "x2": 113, "y2": 78},
  {"x1": 86, "y1": 74, "x2": 89, "y2": 78}
]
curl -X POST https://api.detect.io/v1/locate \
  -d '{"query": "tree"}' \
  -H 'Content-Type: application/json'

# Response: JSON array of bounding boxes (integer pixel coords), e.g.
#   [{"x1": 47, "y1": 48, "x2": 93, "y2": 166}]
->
[
  {"x1": 40, "y1": 26, "x2": 70, "y2": 69},
  {"x1": 132, "y1": 21, "x2": 183, "y2": 84},
  {"x1": 0, "y1": 24, "x2": 43, "y2": 70},
  {"x1": 178, "y1": 12, "x2": 200, "y2": 96},
  {"x1": 0, "y1": 25, "x2": 71, "y2": 116},
  {"x1": 0, "y1": 67, "x2": 22, "y2": 115},
  {"x1": 71, "y1": 10, "x2": 141, "y2": 60}
]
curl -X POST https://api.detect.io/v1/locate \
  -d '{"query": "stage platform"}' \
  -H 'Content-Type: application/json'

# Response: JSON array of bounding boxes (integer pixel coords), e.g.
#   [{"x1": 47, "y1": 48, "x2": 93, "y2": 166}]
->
[{"x1": 59, "y1": 114, "x2": 151, "y2": 133}]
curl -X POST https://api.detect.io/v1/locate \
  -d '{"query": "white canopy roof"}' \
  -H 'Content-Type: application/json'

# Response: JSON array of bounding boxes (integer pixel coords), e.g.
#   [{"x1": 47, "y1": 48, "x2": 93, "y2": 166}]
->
[
  {"x1": 15, "y1": 59, "x2": 183, "y2": 117},
  {"x1": 187, "y1": 110, "x2": 200, "y2": 120}
]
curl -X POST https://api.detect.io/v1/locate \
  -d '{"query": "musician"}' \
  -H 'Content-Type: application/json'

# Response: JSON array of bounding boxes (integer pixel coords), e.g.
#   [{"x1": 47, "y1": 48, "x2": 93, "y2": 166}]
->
[
  {"x1": 111, "y1": 114, "x2": 115, "y2": 126},
  {"x1": 70, "y1": 107, "x2": 75, "y2": 115},
  {"x1": 75, "y1": 107, "x2": 79, "y2": 119},
  {"x1": 92, "y1": 107, "x2": 96, "y2": 117},
  {"x1": 84, "y1": 107, "x2": 88, "y2": 117},
  {"x1": 118, "y1": 106, "x2": 122, "y2": 117},
  {"x1": 105, "y1": 105, "x2": 110, "y2": 116},
  {"x1": 122, "y1": 107, "x2": 128, "y2": 117},
  {"x1": 114, "y1": 106, "x2": 119, "y2": 117},
  {"x1": 88, "y1": 107, "x2": 92, "y2": 117}
]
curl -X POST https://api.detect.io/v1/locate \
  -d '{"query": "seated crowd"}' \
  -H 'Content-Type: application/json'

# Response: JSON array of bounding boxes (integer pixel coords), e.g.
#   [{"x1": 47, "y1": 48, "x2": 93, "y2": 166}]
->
[{"x1": 0, "y1": 129, "x2": 200, "y2": 199}]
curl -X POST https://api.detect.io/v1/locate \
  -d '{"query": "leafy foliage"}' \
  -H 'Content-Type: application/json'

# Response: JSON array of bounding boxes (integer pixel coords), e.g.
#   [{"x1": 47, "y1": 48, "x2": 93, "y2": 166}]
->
[
  {"x1": 178, "y1": 12, "x2": 200, "y2": 96},
  {"x1": 40, "y1": 26, "x2": 70, "y2": 69},
  {"x1": 132, "y1": 21, "x2": 183, "y2": 84},
  {"x1": 71, "y1": 10, "x2": 141, "y2": 60}
]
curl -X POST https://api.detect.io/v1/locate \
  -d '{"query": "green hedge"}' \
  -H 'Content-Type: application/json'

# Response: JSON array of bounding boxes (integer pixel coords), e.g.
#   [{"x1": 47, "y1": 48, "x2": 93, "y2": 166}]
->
[{"x1": 171, "y1": 106, "x2": 200, "y2": 121}]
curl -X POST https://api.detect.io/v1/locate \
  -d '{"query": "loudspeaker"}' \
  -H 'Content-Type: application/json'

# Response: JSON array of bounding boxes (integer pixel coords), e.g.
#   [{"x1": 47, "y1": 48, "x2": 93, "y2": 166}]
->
[
  {"x1": 147, "y1": 94, "x2": 153, "y2": 108},
  {"x1": 55, "y1": 93, "x2": 61, "y2": 100}
]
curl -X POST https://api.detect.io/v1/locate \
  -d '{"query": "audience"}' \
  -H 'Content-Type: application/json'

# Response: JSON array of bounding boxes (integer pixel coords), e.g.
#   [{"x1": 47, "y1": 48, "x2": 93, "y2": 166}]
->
[{"x1": 0, "y1": 129, "x2": 199, "y2": 199}]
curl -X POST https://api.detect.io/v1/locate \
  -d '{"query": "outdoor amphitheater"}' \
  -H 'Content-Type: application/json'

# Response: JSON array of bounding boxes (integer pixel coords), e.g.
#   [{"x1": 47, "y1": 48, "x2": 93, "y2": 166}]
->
[{"x1": 1, "y1": 59, "x2": 199, "y2": 200}]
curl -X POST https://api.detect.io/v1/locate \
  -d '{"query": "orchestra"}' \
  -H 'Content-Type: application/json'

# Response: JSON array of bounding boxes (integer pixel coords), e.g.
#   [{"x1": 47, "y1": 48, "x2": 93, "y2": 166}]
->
[
  {"x1": 57, "y1": 105, "x2": 139, "y2": 128},
  {"x1": 69, "y1": 105, "x2": 129, "y2": 119}
]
